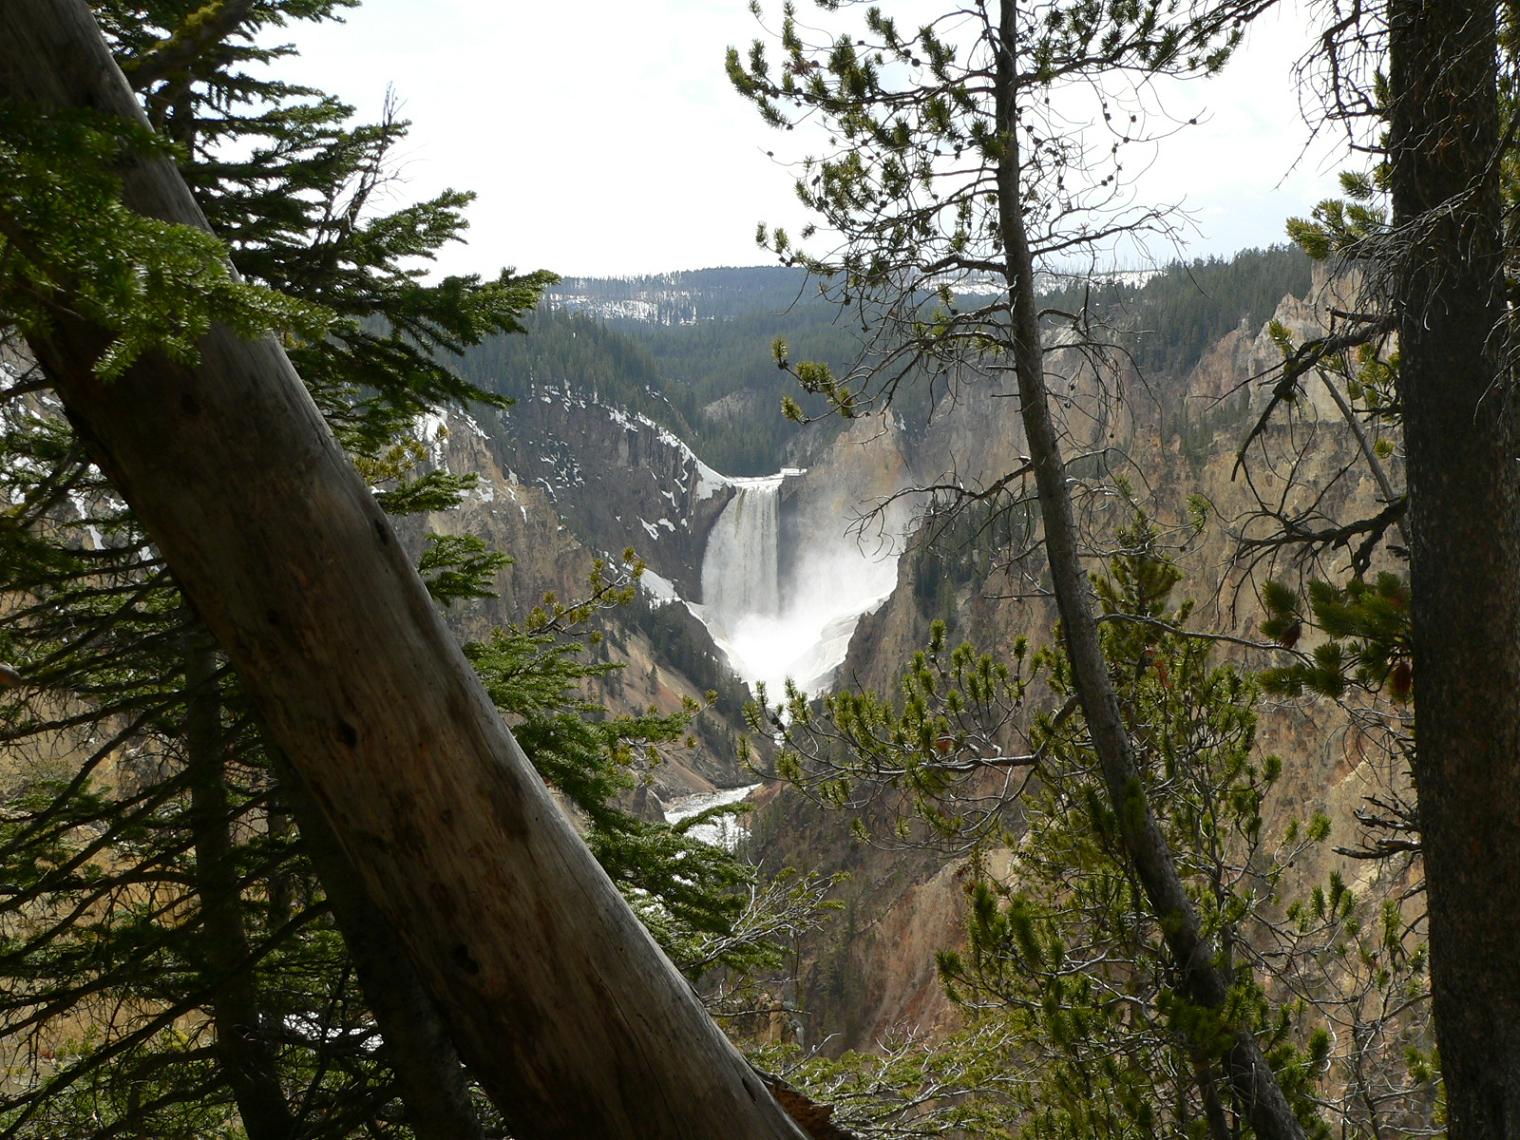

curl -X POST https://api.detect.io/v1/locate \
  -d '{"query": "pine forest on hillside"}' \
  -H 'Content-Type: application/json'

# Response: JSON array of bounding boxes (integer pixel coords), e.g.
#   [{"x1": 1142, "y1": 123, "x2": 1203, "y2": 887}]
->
[
  {"x1": 0, "y1": 1, "x2": 1516, "y2": 1138},
  {"x1": 461, "y1": 250, "x2": 1313, "y2": 476}
]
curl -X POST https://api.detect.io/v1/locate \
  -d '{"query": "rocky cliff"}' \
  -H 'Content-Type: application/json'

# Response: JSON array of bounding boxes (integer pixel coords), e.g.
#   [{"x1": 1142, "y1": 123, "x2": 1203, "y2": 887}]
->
[
  {"x1": 480, "y1": 383, "x2": 735, "y2": 598},
  {"x1": 422, "y1": 260, "x2": 1404, "y2": 1056},
  {"x1": 394, "y1": 407, "x2": 751, "y2": 801},
  {"x1": 743, "y1": 263, "x2": 1408, "y2": 1050}
]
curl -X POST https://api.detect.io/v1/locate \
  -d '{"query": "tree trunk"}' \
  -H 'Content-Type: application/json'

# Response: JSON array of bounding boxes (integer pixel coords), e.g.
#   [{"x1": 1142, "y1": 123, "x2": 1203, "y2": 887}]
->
[
  {"x1": 992, "y1": 4, "x2": 1305, "y2": 1137},
  {"x1": 0, "y1": 4, "x2": 805, "y2": 1137},
  {"x1": 271, "y1": 749, "x2": 490, "y2": 1140},
  {"x1": 185, "y1": 635, "x2": 299, "y2": 1140},
  {"x1": 1388, "y1": 1, "x2": 1520, "y2": 1134}
]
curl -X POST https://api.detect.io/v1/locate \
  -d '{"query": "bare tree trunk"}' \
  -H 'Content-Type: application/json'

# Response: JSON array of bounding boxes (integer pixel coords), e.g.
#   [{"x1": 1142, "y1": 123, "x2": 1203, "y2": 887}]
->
[
  {"x1": 185, "y1": 635, "x2": 299, "y2": 1140},
  {"x1": 991, "y1": 4, "x2": 1306, "y2": 1137},
  {"x1": 271, "y1": 749, "x2": 490, "y2": 1140},
  {"x1": 1388, "y1": 1, "x2": 1520, "y2": 1134},
  {"x1": 0, "y1": 4, "x2": 805, "y2": 1137}
]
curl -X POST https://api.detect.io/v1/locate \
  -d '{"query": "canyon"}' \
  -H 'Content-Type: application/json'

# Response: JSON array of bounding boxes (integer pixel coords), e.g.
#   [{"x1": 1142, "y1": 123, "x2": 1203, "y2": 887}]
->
[{"x1": 407, "y1": 254, "x2": 1403, "y2": 1053}]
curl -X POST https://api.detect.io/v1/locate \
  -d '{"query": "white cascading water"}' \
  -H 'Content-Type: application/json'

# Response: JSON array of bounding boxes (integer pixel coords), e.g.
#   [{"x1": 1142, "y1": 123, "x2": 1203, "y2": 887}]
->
[
  {"x1": 696, "y1": 470, "x2": 902, "y2": 700},
  {"x1": 700, "y1": 475, "x2": 783, "y2": 621}
]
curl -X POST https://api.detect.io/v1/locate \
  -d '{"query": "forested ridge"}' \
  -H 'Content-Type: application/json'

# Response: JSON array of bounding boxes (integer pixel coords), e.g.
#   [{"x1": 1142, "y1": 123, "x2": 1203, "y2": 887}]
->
[{"x1": 462, "y1": 248, "x2": 1312, "y2": 476}]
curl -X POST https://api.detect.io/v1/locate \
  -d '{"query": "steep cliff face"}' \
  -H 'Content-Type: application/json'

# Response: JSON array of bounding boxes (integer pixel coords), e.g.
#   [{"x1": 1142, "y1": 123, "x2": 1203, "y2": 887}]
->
[
  {"x1": 406, "y1": 409, "x2": 590, "y2": 642},
  {"x1": 481, "y1": 384, "x2": 734, "y2": 597},
  {"x1": 779, "y1": 413, "x2": 918, "y2": 574},
  {"x1": 747, "y1": 265, "x2": 1408, "y2": 1051},
  {"x1": 396, "y1": 408, "x2": 749, "y2": 799},
  {"x1": 838, "y1": 263, "x2": 1382, "y2": 682}
]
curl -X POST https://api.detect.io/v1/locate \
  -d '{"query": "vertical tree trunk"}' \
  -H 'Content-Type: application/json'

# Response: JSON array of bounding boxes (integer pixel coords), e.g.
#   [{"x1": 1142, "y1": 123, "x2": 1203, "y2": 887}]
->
[
  {"x1": 186, "y1": 636, "x2": 299, "y2": 1140},
  {"x1": 272, "y1": 750, "x2": 489, "y2": 1140},
  {"x1": 991, "y1": 4, "x2": 1305, "y2": 1137},
  {"x1": 0, "y1": 5, "x2": 805, "y2": 1137},
  {"x1": 1388, "y1": 1, "x2": 1520, "y2": 1134}
]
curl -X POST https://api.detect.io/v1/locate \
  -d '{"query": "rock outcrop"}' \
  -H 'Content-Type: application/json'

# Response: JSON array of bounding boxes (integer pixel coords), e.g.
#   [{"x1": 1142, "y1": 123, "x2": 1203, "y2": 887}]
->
[{"x1": 481, "y1": 384, "x2": 734, "y2": 597}]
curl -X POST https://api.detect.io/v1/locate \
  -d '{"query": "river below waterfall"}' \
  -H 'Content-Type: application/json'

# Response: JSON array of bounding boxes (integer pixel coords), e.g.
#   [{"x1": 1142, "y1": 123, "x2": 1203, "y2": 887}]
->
[{"x1": 663, "y1": 784, "x2": 762, "y2": 850}]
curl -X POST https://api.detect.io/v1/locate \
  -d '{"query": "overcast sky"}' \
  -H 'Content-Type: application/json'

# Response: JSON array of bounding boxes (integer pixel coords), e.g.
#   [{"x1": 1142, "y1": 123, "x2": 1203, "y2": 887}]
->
[{"x1": 271, "y1": 1, "x2": 1342, "y2": 280}]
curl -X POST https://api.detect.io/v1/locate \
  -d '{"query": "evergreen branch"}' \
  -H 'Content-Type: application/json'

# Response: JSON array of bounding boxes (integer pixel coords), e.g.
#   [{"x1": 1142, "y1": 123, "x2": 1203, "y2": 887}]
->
[
  {"x1": 1096, "y1": 612, "x2": 1312, "y2": 659},
  {"x1": 122, "y1": 0, "x2": 259, "y2": 90},
  {"x1": 1232, "y1": 313, "x2": 1397, "y2": 478},
  {"x1": 0, "y1": 906, "x2": 327, "y2": 1137}
]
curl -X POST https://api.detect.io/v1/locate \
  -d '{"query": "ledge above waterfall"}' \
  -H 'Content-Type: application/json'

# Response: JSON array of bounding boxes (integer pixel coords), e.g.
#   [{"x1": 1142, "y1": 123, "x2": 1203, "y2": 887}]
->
[{"x1": 715, "y1": 467, "x2": 806, "y2": 491}]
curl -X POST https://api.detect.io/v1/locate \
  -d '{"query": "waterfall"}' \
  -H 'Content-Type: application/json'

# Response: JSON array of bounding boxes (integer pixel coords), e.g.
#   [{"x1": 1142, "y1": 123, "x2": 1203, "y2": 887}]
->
[
  {"x1": 695, "y1": 466, "x2": 907, "y2": 698},
  {"x1": 700, "y1": 474, "x2": 784, "y2": 625}
]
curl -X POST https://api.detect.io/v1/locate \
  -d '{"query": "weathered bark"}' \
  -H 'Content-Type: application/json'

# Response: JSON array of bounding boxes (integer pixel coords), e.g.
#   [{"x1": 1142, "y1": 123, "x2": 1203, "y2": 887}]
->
[
  {"x1": 1388, "y1": 1, "x2": 1520, "y2": 1134},
  {"x1": 992, "y1": 3, "x2": 1306, "y2": 1137},
  {"x1": 0, "y1": 4, "x2": 806, "y2": 1137},
  {"x1": 271, "y1": 749, "x2": 489, "y2": 1140},
  {"x1": 185, "y1": 636, "x2": 299, "y2": 1140}
]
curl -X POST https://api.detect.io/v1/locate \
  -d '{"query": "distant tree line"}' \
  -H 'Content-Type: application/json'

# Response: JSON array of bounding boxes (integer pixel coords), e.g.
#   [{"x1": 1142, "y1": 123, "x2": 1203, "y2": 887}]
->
[
  {"x1": 457, "y1": 251, "x2": 1310, "y2": 478},
  {"x1": 1042, "y1": 246, "x2": 1313, "y2": 380}
]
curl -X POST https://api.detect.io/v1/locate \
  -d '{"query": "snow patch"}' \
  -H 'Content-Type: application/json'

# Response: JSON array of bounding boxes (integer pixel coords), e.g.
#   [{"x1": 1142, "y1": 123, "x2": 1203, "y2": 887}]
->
[
  {"x1": 692, "y1": 459, "x2": 728, "y2": 501},
  {"x1": 414, "y1": 409, "x2": 451, "y2": 468},
  {"x1": 639, "y1": 569, "x2": 681, "y2": 608}
]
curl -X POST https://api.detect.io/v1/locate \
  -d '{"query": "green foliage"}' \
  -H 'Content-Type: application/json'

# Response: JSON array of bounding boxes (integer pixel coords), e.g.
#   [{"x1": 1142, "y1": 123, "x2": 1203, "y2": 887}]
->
[
  {"x1": 1044, "y1": 247, "x2": 1314, "y2": 382},
  {"x1": 193, "y1": 90, "x2": 554, "y2": 457},
  {"x1": 753, "y1": 616, "x2": 1038, "y2": 850},
  {"x1": 0, "y1": 442, "x2": 783, "y2": 1135},
  {"x1": 373, "y1": 468, "x2": 483, "y2": 516},
  {"x1": 934, "y1": 517, "x2": 1331, "y2": 1135},
  {"x1": 0, "y1": 105, "x2": 328, "y2": 379},
  {"x1": 1284, "y1": 96, "x2": 1392, "y2": 252},
  {"x1": 1260, "y1": 573, "x2": 1413, "y2": 702},
  {"x1": 1286, "y1": 198, "x2": 1387, "y2": 261},
  {"x1": 761, "y1": 511, "x2": 1422, "y2": 1133},
  {"x1": 418, "y1": 533, "x2": 511, "y2": 606},
  {"x1": 750, "y1": 1022, "x2": 1023, "y2": 1137},
  {"x1": 725, "y1": 0, "x2": 1434, "y2": 1128},
  {"x1": 91, "y1": 0, "x2": 558, "y2": 456},
  {"x1": 465, "y1": 582, "x2": 762, "y2": 976},
  {"x1": 0, "y1": 642, "x2": 399, "y2": 1136},
  {"x1": 455, "y1": 307, "x2": 707, "y2": 467}
]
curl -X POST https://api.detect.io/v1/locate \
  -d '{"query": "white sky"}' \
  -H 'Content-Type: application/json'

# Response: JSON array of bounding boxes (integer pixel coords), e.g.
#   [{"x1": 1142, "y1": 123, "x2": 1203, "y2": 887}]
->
[{"x1": 269, "y1": 1, "x2": 1343, "y2": 280}]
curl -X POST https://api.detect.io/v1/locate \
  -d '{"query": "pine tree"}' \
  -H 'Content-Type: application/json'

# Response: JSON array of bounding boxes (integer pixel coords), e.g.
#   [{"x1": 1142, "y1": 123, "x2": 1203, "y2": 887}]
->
[
  {"x1": 1246, "y1": 2, "x2": 1520, "y2": 1127},
  {"x1": 761, "y1": 517, "x2": 1433, "y2": 1135},
  {"x1": 935, "y1": 520, "x2": 1430, "y2": 1137},
  {"x1": 732, "y1": 2, "x2": 1309, "y2": 1134},
  {"x1": 0, "y1": 3, "x2": 802, "y2": 1136}
]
